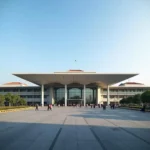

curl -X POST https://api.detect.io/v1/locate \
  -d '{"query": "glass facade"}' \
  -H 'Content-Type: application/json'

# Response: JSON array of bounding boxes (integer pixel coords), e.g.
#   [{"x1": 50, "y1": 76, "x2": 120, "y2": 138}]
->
[
  {"x1": 54, "y1": 88, "x2": 65, "y2": 102},
  {"x1": 54, "y1": 87, "x2": 97, "y2": 105},
  {"x1": 68, "y1": 88, "x2": 82, "y2": 99},
  {"x1": 86, "y1": 88, "x2": 97, "y2": 104}
]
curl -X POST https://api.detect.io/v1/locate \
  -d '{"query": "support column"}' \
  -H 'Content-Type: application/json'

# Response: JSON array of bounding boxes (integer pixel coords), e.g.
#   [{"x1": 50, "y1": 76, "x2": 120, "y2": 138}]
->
[
  {"x1": 107, "y1": 85, "x2": 110, "y2": 105},
  {"x1": 41, "y1": 84, "x2": 44, "y2": 107},
  {"x1": 97, "y1": 87, "x2": 101, "y2": 104},
  {"x1": 65, "y1": 84, "x2": 67, "y2": 106},
  {"x1": 50, "y1": 87, "x2": 54, "y2": 104},
  {"x1": 83, "y1": 84, "x2": 86, "y2": 106}
]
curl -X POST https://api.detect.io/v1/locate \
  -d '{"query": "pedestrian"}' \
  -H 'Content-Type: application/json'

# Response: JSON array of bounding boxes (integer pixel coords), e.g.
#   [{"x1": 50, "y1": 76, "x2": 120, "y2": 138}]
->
[
  {"x1": 113, "y1": 104, "x2": 115, "y2": 109},
  {"x1": 50, "y1": 104, "x2": 53, "y2": 111},
  {"x1": 47, "y1": 104, "x2": 50, "y2": 111},
  {"x1": 141, "y1": 103, "x2": 146, "y2": 112},
  {"x1": 103, "y1": 104, "x2": 106, "y2": 110},
  {"x1": 35, "y1": 104, "x2": 38, "y2": 111}
]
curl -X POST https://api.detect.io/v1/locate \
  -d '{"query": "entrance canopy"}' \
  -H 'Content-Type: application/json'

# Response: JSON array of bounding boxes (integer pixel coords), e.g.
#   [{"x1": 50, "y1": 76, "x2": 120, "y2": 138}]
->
[{"x1": 13, "y1": 70, "x2": 138, "y2": 87}]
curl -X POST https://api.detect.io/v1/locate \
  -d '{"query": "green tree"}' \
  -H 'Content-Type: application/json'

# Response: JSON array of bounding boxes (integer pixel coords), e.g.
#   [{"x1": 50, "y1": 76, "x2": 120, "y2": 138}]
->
[
  {"x1": 14, "y1": 95, "x2": 21, "y2": 106},
  {"x1": 132, "y1": 94, "x2": 141, "y2": 104},
  {"x1": 0, "y1": 94, "x2": 5, "y2": 106},
  {"x1": 127, "y1": 97, "x2": 133, "y2": 103},
  {"x1": 120, "y1": 98, "x2": 126, "y2": 104},
  {"x1": 120, "y1": 97, "x2": 134, "y2": 104},
  {"x1": 11, "y1": 95, "x2": 18, "y2": 106},
  {"x1": 4, "y1": 93, "x2": 27, "y2": 106},
  {"x1": 5, "y1": 93, "x2": 12, "y2": 105},
  {"x1": 18, "y1": 98, "x2": 27, "y2": 105},
  {"x1": 141, "y1": 91, "x2": 150, "y2": 103},
  {"x1": 123, "y1": 97, "x2": 133, "y2": 104}
]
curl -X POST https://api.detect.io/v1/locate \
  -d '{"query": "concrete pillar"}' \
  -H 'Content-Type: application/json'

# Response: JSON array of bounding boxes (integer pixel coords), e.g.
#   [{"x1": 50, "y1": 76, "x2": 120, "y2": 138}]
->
[
  {"x1": 50, "y1": 87, "x2": 54, "y2": 104},
  {"x1": 97, "y1": 87, "x2": 101, "y2": 104},
  {"x1": 83, "y1": 84, "x2": 86, "y2": 106},
  {"x1": 41, "y1": 84, "x2": 44, "y2": 107},
  {"x1": 65, "y1": 84, "x2": 67, "y2": 106},
  {"x1": 107, "y1": 85, "x2": 110, "y2": 105}
]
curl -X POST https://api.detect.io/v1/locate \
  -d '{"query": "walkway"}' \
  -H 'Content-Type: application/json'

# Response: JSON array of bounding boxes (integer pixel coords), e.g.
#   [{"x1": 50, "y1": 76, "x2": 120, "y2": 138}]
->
[{"x1": 0, "y1": 107, "x2": 150, "y2": 150}]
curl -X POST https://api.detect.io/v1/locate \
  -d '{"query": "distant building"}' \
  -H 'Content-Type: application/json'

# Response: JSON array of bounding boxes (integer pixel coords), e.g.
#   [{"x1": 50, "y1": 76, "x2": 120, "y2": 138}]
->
[
  {"x1": 0, "y1": 70, "x2": 149, "y2": 106},
  {"x1": 119, "y1": 82, "x2": 145, "y2": 87},
  {"x1": 1, "y1": 82, "x2": 27, "y2": 87}
]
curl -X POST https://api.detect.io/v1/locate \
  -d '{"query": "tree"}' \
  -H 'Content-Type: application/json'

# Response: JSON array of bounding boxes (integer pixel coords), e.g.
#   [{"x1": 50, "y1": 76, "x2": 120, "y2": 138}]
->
[
  {"x1": 18, "y1": 98, "x2": 27, "y2": 105},
  {"x1": 132, "y1": 94, "x2": 141, "y2": 104},
  {"x1": 4, "y1": 93, "x2": 27, "y2": 106},
  {"x1": 120, "y1": 97, "x2": 134, "y2": 104},
  {"x1": 120, "y1": 98, "x2": 127, "y2": 104},
  {"x1": 126, "y1": 97, "x2": 133, "y2": 103},
  {"x1": 0, "y1": 94, "x2": 5, "y2": 106},
  {"x1": 11, "y1": 95, "x2": 18, "y2": 106},
  {"x1": 141, "y1": 91, "x2": 150, "y2": 103},
  {"x1": 14, "y1": 95, "x2": 21, "y2": 106},
  {"x1": 5, "y1": 93, "x2": 12, "y2": 106}
]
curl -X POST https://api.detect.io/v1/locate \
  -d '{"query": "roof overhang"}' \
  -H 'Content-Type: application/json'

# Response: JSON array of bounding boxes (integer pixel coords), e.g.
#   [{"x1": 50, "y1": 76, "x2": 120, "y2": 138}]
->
[{"x1": 13, "y1": 73, "x2": 138, "y2": 87}]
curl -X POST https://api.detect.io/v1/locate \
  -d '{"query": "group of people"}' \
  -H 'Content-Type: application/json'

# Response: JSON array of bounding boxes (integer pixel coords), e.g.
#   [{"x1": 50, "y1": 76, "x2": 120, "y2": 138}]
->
[
  {"x1": 90, "y1": 103, "x2": 116, "y2": 110},
  {"x1": 110, "y1": 103, "x2": 115, "y2": 109},
  {"x1": 34, "y1": 103, "x2": 116, "y2": 111},
  {"x1": 35, "y1": 104, "x2": 53, "y2": 111},
  {"x1": 47, "y1": 104, "x2": 53, "y2": 111}
]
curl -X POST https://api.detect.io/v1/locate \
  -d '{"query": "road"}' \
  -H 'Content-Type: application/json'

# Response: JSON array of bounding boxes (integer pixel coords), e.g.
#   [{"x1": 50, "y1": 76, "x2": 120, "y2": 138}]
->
[{"x1": 0, "y1": 107, "x2": 150, "y2": 150}]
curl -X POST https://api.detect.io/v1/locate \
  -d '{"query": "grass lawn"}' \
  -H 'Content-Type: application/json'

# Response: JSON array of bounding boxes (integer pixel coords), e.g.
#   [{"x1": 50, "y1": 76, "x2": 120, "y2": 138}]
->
[{"x1": 0, "y1": 106, "x2": 33, "y2": 112}]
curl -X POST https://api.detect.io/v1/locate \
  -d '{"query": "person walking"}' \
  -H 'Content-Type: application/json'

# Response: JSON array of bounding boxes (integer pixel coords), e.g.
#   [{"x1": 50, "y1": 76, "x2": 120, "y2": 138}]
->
[
  {"x1": 50, "y1": 104, "x2": 53, "y2": 111},
  {"x1": 47, "y1": 104, "x2": 50, "y2": 111},
  {"x1": 94, "y1": 104, "x2": 96, "y2": 108},
  {"x1": 103, "y1": 104, "x2": 106, "y2": 110},
  {"x1": 141, "y1": 103, "x2": 146, "y2": 112},
  {"x1": 113, "y1": 104, "x2": 115, "y2": 109},
  {"x1": 35, "y1": 104, "x2": 38, "y2": 111}
]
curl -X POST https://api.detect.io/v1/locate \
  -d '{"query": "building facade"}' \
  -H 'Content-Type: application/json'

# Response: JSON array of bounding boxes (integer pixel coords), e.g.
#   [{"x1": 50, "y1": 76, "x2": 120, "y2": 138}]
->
[
  {"x1": 0, "y1": 81, "x2": 149, "y2": 106},
  {"x1": 0, "y1": 70, "x2": 149, "y2": 106}
]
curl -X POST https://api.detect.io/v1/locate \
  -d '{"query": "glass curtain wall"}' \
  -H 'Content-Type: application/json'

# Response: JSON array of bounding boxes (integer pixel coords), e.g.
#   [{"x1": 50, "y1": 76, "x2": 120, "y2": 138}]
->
[
  {"x1": 68, "y1": 88, "x2": 82, "y2": 99},
  {"x1": 54, "y1": 87, "x2": 97, "y2": 105},
  {"x1": 54, "y1": 88, "x2": 65, "y2": 105},
  {"x1": 85, "y1": 88, "x2": 97, "y2": 104}
]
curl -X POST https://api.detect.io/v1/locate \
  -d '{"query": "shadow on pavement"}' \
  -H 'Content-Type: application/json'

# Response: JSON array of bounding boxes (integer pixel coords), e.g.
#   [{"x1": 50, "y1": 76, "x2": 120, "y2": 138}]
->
[
  {"x1": 0, "y1": 121, "x2": 150, "y2": 150},
  {"x1": 0, "y1": 107, "x2": 150, "y2": 150},
  {"x1": 70, "y1": 108, "x2": 150, "y2": 121}
]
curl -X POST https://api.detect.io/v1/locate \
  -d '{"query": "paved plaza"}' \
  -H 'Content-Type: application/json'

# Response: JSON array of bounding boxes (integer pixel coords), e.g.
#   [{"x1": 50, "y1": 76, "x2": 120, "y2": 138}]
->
[{"x1": 0, "y1": 107, "x2": 150, "y2": 150}]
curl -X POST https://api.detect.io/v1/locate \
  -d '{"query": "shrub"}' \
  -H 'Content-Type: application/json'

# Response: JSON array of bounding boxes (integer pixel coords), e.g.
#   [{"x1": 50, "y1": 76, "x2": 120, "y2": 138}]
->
[
  {"x1": 141, "y1": 91, "x2": 150, "y2": 103},
  {"x1": 0, "y1": 94, "x2": 5, "y2": 106}
]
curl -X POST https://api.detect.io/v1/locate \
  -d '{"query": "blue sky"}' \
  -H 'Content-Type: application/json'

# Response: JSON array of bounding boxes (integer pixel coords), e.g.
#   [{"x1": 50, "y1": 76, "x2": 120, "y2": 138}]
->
[{"x1": 0, "y1": 0, "x2": 150, "y2": 85}]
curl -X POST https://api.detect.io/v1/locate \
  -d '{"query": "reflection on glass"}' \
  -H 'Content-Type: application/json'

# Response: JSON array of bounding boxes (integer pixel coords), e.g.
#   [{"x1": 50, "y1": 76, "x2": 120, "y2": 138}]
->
[{"x1": 54, "y1": 87, "x2": 97, "y2": 104}]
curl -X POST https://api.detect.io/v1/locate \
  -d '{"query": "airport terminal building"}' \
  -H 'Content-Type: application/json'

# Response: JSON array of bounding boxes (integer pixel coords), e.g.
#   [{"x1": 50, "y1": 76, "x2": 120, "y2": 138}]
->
[{"x1": 0, "y1": 70, "x2": 150, "y2": 106}]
